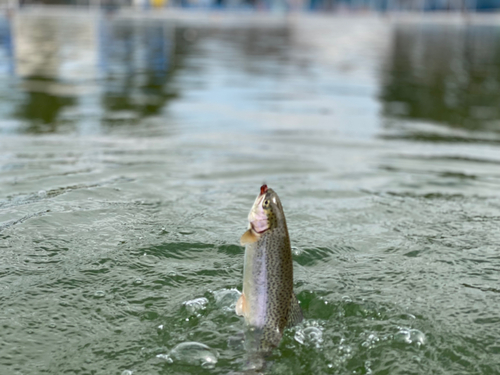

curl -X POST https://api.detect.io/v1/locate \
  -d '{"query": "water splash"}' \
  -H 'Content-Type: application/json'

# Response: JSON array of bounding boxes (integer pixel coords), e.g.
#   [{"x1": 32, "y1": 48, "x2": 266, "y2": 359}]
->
[
  {"x1": 361, "y1": 333, "x2": 380, "y2": 349},
  {"x1": 213, "y1": 288, "x2": 240, "y2": 311},
  {"x1": 183, "y1": 297, "x2": 209, "y2": 315},
  {"x1": 394, "y1": 328, "x2": 425, "y2": 347},
  {"x1": 157, "y1": 342, "x2": 218, "y2": 369},
  {"x1": 294, "y1": 325, "x2": 324, "y2": 348}
]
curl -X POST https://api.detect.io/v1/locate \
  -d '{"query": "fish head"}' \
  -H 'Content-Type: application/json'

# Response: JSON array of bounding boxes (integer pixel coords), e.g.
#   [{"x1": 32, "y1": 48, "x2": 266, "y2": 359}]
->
[{"x1": 248, "y1": 185, "x2": 285, "y2": 234}]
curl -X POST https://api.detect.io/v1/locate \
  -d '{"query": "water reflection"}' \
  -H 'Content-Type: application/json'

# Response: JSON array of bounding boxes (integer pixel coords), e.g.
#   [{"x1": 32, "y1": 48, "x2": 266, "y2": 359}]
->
[
  {"x1": 11, "y1": 14, "x2": 500, "y2": 141},
  {"x1": 4, "y1": 16, "x2": 183, "y2": 133},
  {"x1": 209, "y1": 26, "x2": 292, "y2": 76},
  {"x1": 99, "y1": 20, "x2": 179, "y2": 124},
  {"x1": 15, "y1": 76, "x2": 76, "y2": 133},
  {"x1": 381, "y1": 25, "x2": 500, "y2": 138},
  {"x1": 0, "y1": 14, "x2": 302, "y2": 135},
  {"x1": 0, "y1": 19, "x2": 14, "y2": 75},
  {"x1": 12, "y1": 16, "x2": 96, "y2": 133}
]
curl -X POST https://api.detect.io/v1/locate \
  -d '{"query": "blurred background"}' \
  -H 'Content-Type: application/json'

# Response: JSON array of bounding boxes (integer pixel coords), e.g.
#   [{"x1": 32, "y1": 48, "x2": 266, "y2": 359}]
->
[{"x1": 1, "y1": 3, "x2": 500, "y2": 375}]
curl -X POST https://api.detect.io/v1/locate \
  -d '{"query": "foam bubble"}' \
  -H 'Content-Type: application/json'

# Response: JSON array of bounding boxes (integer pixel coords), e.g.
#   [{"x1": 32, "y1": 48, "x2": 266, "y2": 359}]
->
[
  {"x1": 93, "y1": 291, "x2": 106, "y2": 298},
  {"x1": 159, "y1": 342, "x2": 218, "y2": 369},
  {"x1": 395, "y1": 328, "x2": 425, "y2": 346},
  {"x1": 361, "y1": 333, "x2": 380, "y2": 349},
  {"x1": 183, "y1": 297, "x2": 209, "y2": 314},
  {"x1": 295, "y1": 326, "x2": 323, "y2": 348}
]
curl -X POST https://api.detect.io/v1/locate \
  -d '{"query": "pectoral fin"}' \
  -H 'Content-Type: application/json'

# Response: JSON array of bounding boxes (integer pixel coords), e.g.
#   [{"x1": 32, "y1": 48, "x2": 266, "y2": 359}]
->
[
  {"x1": 236, "y1": 293, "x2": 247, "y2": 316},
  {"x1": 286, "y1": 293, "x2": 304, "y2": 328},
  {"x1": 240, "y1": 229, "x2": 259, "y2": 246}
]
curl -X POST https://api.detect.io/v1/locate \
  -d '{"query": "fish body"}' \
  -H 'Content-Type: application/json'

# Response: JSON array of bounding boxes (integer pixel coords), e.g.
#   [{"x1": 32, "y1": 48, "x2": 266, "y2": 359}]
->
[{"x1": 236, "y1": 185, "x2": 303, "y2": 354}]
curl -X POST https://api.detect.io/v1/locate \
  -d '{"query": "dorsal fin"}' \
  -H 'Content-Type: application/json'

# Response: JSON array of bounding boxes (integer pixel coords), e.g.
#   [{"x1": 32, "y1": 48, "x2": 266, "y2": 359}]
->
[{"x1": 286, "y1": 293, "x2": 303, "y2": 328}]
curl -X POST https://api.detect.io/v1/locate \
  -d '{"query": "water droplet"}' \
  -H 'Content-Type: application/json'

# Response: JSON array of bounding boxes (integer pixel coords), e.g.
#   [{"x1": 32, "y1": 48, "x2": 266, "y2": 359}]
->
[
  {"x1": 361, "y1": 333, "x2": 380, "y2": 348},
  {"x1": 121, "y1": 371, "x2": 133, "y2": 375},
  {"x1": 38, "y1": 190, "x2": 47, "y2": 198},
  {"x1": 48, "y1": 323, "x2": 57, "y2": 329},
  {"x1": 400, "y1": 313, "x2": 416, "y2": 320},
  {"x1": 157, "y1": 325, "x2": 164, "y2": 330},
  {"x1": 364, "y1": 360, "x2": 373, "y2": 374},
  {"x1": 409, "y1": 329, "x2": 425, "y2": 346},
  {"x1": 133, "y1": 278, "x2": 143, "y2": 286},
  {"x1": 341, "y1": 295, "x2": 352, "y2": 303},
  {"x1": 395, "y1": 328, "x2": 425, "y2": 346},
  {"x1": 294, "y1": 330, "x2": 305, "y2": 344},
  {"x1": 291, "y1": 246, "x2": 302, "y2": 256},
  {"x1": 394, "y1": 329, "x2": 410, "y2": 343},
  {"x1": 167, "y1": 342, "x2": 218, "y2": 368},
  {"x1": 183, "y1": 297, "x2": 209, "y2": 314},
  {"x1": 93, "y1": 291, "x2": 106, "y2": 298}
]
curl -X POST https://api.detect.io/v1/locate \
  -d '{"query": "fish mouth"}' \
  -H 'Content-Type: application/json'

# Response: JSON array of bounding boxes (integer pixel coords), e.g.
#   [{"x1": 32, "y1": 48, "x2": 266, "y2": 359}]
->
[
  {"x1": 248, "y1": 191, "x2": 269, "y2": 234},
  {"x1": 251, "y1": 222, "x2": 268, "y2": 234}
]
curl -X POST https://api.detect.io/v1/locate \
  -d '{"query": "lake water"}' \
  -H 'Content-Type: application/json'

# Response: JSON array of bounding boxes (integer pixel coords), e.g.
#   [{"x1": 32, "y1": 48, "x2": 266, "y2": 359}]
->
[{"x1": 1, "y1": 11, "x2": 500, "y2": 374}]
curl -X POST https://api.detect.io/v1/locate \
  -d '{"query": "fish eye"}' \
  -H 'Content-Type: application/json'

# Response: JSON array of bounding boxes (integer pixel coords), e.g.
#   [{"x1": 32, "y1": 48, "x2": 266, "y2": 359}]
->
[{"x1": 263, "y1": 199, "x2": 270, "y2": 207}]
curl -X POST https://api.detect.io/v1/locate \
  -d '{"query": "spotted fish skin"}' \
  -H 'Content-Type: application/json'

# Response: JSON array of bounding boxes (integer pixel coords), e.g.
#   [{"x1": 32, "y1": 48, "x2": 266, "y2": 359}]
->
[{"x1": 237, "y1": 186, "x2": 303, "y2": 354}]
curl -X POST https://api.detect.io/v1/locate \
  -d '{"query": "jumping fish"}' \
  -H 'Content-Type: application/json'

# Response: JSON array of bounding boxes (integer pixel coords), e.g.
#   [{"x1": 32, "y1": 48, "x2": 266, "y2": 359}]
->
[{"x1": 236, "y1": 184, "x2": 303, "y2": 359}]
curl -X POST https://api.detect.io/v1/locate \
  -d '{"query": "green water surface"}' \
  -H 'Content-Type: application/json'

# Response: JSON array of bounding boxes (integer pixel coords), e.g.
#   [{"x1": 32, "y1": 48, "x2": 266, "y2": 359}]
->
[{"x1": 1, "y1": 12, "x2": 500, "y2": 375}]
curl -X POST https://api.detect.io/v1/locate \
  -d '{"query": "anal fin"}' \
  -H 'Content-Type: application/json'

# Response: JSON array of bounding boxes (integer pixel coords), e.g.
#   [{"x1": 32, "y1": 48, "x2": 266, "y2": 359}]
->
[
  {"x1": 236, "y1": 293, "x2": 247, "y2": 316},
  {"x1": 286, "y1": 293, "x2": 303, "y2": 328}
]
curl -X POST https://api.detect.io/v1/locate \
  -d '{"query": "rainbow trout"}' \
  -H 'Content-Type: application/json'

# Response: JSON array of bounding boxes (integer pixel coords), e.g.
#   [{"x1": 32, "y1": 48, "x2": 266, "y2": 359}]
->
[{"x1": 236, "y1": 185, "x2": 303, "y2": 357}]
